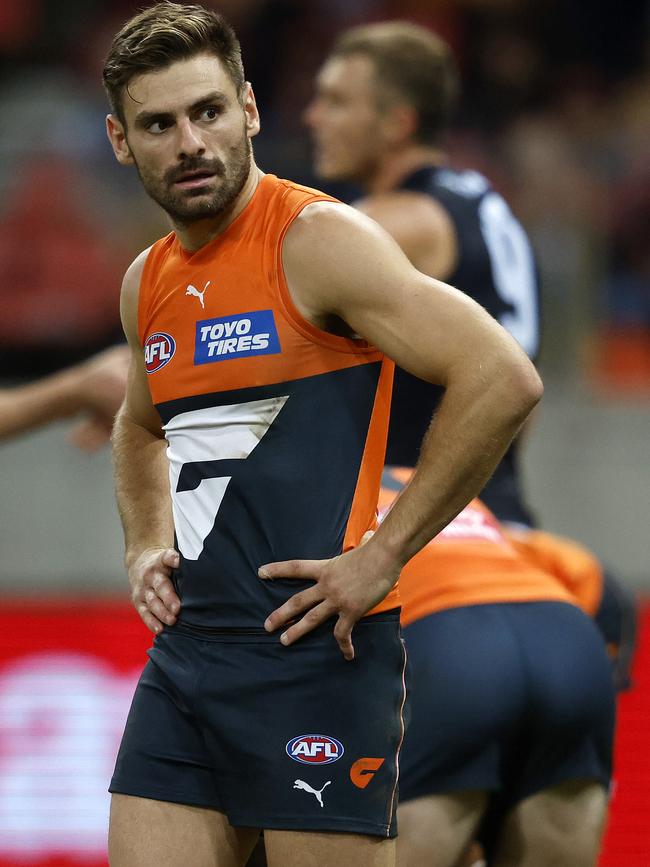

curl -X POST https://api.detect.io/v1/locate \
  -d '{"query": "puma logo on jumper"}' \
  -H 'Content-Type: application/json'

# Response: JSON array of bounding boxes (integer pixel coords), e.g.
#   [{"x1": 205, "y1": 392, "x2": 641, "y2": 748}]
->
[
  {"x1": 293, "y1": 779, "x2": 331, "y2": 808},
  {"x1": 185, "y1": 280, "x2": 210, "y2": 309}
]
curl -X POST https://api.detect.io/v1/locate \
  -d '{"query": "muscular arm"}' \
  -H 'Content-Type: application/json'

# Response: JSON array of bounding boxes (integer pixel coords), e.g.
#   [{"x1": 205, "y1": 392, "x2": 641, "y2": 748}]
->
[
  {"x1": 0, "y1": 345, "x2": 128, "y2": 444},
  {"x1": 262, "y1": 202, "x2": 542, "y2": 654},
  {"x1": 112, "y1": 249, "x2": 180, "y2": 632},
  {"x1": 290, "y1": 202, "x2": 541, "y2": 560}
]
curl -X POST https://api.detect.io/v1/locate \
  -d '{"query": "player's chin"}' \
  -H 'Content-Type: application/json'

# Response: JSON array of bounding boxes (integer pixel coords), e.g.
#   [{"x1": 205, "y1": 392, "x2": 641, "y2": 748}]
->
[
  {"x1": 178, "y1": 184, "x2": 217, "y2": 200},
  {"x1": 170, "y1": 197, "x2": 220, "y2": 223},
  {"x1": 175, "y1": 186, "x2": 218, "y2": 207}
]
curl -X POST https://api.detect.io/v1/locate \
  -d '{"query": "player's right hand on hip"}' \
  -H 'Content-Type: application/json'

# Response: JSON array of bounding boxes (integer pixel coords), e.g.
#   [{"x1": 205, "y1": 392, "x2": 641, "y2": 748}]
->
[{"x1": 127, "y1": 547, "x2": 181, "y2": 634}]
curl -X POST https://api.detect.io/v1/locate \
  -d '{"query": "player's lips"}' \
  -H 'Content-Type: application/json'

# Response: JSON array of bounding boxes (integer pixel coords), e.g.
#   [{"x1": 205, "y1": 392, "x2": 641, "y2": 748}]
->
[{"x1": 173, "y1": 171, "x2": 216, "y2": 190}]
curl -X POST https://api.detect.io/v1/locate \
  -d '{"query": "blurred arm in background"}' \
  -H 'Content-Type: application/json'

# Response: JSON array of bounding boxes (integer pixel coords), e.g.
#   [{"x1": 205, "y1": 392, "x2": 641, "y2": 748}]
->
[{"x1": 0, "y1": 345, "x2": 128, "y2": 450}]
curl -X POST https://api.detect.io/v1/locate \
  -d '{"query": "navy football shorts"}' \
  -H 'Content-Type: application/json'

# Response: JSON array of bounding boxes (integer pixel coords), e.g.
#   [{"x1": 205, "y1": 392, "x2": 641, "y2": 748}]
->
[
  {"x1": 399, "y1": 601, "x2": 615, "y2": 807},
  {"x1": 110, "y1": 610, "x2": 405, "y2": 837}
]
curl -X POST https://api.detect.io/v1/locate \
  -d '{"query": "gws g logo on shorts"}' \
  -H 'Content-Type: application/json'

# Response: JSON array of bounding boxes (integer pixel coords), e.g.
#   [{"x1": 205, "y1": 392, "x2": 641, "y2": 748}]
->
[
  {"x1": 144, "y1": 332, "x2": 176, "y2": 374},
  {"x1": 195, "y1": 309, "x2": 281, "y2": 365},
  {"x1": 350, "y1": 757, "x2": 385, "y2": 789},
  {"x1": 286, "y1": 734, "x2": 344, "y2": 765}
]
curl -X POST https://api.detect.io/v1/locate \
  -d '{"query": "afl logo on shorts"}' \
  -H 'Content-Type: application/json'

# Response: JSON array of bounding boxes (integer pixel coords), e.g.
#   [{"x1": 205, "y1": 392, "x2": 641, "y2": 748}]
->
[
  {"x1": 286, "y1": 734, "x2": 344, "y2": 765},
  {"x1": 144, "y1": 332, "x2": 176, "y2": 374}
]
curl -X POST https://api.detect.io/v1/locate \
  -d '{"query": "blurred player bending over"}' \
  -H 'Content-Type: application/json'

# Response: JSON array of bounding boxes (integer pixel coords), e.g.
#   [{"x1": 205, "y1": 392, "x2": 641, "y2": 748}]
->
[
  {"x1": 102, "y1": 4, "x2": 540, "y2": 867},
  {"x1": 0, "y1": 345, "x2": 128, "y2": 448},
  {"x1": 378, "y1": 469, "x2": 615, "y2": 867}
]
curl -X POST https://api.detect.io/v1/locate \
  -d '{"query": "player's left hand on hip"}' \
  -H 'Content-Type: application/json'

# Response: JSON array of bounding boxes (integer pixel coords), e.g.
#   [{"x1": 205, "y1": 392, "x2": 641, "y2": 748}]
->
[{"x1": 259, "y1": 546, "x2": 399, "y2": 660}]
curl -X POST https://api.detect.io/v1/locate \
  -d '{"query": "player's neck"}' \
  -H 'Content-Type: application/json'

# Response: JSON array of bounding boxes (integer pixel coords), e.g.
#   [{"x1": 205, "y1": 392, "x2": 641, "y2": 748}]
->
[
  {"x1": 173, "y1": 162, "x2": 264, "y2": 252},
  {"x1": 365, "y1": 146, "x2": 447, "y2": 195}
]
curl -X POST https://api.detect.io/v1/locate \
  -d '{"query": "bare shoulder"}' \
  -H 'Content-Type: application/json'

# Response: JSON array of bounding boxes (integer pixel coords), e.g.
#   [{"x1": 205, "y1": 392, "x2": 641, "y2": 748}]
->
[
  {"x1": 121, "y1": 246, "x2": 154, "y2": 301},
  {"x1": 284, "y1": 199, "x2": 405, "y2": 271},
  {"x1": 284, "y1": 200, "x2": 387, "y2": 250},
  {"x1": 282, "y1": 200, "x2": 409, "y2": 304},
  {"x1": 354, "y1": 191, "x2": 457, "y2": 280},
  {"x1": 120, "y1": 246, "x2": 154, "y2": 346}
]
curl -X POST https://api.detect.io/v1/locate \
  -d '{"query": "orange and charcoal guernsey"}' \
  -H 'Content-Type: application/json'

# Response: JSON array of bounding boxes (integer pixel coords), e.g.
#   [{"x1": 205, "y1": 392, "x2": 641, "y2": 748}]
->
[
  {"x1": 379, "y1": 468, "x2": 580, "y2": 627},
  {"x1": 138, "y1": 174, "x2": 397, "y2": 628},
  {"x1": 503, "y1": 527, "x2": 604, "y2": 617}
]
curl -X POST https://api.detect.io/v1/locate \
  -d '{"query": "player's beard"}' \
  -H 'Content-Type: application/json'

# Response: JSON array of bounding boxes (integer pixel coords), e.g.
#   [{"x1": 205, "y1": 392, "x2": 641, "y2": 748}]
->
[{"x1": 134, "y1": 133, "x2": 252, "y2": 225}]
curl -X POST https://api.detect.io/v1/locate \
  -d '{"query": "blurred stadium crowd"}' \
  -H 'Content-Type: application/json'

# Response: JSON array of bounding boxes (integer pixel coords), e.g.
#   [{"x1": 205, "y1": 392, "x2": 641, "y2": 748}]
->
[{"x1": 0, "y1": 0, "x2": 648, "y2": 386}]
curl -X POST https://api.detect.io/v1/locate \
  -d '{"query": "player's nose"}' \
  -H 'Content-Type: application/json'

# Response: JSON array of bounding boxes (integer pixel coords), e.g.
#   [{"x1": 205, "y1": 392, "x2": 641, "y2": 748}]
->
[{"x1": 176, "y1": 118, "x2": 206, "y2": 158}]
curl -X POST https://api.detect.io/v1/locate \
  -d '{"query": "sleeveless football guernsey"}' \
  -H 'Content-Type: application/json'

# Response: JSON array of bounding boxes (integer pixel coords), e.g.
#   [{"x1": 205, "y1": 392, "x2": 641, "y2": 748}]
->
[{"x1": 138, "y1": 174, "x2": 398, "y2": 628}]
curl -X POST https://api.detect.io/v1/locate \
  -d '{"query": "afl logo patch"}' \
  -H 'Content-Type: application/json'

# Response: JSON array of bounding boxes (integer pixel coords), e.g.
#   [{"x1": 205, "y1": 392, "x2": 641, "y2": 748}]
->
[
  {"x1": 286, "y1": 734, "x2": 344, "y2": 765},
  {"x1": 144, "y1": 332, "x2": 176, "y2": 374}
]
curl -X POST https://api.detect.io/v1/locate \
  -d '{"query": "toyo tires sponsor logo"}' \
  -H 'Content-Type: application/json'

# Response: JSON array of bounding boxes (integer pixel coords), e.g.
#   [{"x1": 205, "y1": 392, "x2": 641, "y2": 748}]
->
[
  {"x1": 286, "y1": 734, "x2": 344, "y2": 765},
  {"x1": 194, "y1": 309, "x2": 281, "y2": 364}
]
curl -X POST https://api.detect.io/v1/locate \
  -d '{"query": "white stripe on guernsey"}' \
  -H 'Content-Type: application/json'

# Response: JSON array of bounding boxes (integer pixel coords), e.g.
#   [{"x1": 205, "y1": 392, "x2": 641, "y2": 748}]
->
[{"x1": 163, "y1": 396, "x2": 289, "y2": 560}]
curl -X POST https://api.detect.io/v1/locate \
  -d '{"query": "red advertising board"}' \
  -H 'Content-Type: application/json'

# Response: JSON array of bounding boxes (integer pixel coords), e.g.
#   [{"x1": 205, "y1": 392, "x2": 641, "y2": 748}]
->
[
  {"x1": 0, "y1": 598, "x2": 648, "y2": 865},
  {"x1": 0, "y1": 600, "x2": 150, "y2": 867}
]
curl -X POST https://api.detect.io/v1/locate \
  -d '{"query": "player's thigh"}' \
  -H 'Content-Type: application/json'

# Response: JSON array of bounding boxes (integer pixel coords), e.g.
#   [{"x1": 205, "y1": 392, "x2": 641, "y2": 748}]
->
[
  {"x1": 397, "y1": 791, "x2": 487, "y2": 867},
  {"x1": 264, "y1": 829, "x2": 395, "y2": 867},
  {"x1": 109, "y1": 794, "x2": 260, "y2": 867},
  {"x1": 493, "y1": 780, "x2": 608, "y2": 867}
]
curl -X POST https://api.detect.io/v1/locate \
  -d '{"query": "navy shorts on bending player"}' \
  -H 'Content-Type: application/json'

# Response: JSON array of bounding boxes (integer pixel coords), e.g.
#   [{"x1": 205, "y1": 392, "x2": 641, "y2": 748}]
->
[
  {"x1": 110, "y1": 610, "x2": 405, "y2": 837},
  {"x1": 399, "y1": 602, "x2": 615, "y2": 807}
]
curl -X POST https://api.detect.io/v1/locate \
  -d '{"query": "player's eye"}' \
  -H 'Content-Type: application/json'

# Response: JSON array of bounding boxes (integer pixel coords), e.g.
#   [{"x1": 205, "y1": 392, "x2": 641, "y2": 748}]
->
[
  {"x1": 199, "y1": 106, "x2": 220, "y2": 122},
  {"x1": 147, "y1": 119, "x2": 172, "y2": 134}
]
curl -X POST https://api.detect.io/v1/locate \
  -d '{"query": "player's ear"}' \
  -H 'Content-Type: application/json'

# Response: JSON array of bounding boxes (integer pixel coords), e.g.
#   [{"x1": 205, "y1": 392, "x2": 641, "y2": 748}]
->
[
  {"x1": 242, "y1": 82, "x2": 261, "y2": 139},
  {"x1": 106, "y1": 114, "x2": 135, "y2": 166}
]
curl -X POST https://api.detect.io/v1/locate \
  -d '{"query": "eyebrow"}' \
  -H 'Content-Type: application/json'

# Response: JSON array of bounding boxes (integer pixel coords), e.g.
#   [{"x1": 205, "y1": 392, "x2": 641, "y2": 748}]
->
[{"x1": 133, "y1": 91, "x2": 229, "y2": 129}]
